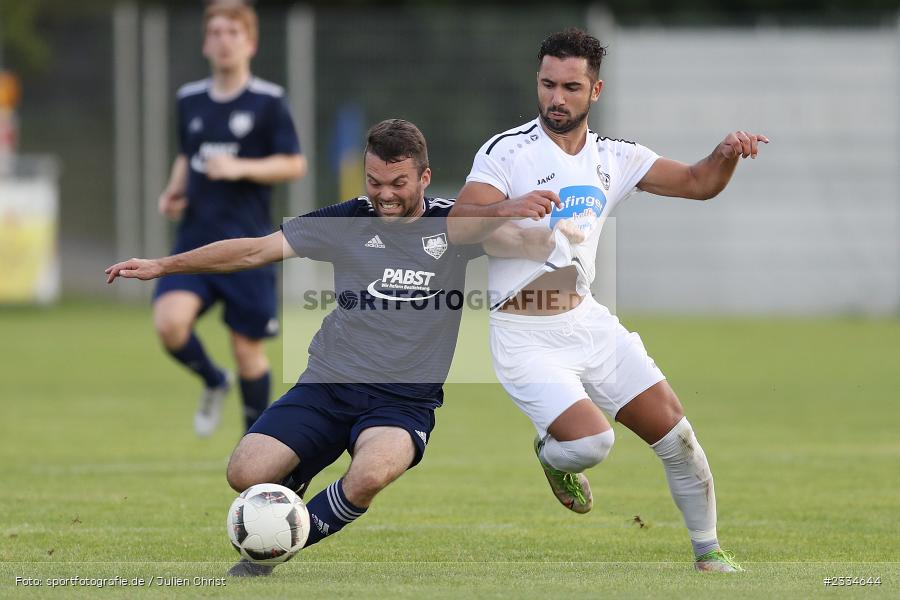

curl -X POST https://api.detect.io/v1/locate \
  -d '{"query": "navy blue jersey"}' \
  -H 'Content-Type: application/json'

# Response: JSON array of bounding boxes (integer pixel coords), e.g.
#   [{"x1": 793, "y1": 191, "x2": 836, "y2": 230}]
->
[
  {"x1": 281, "y1": 197, "x2": 484, "y2": 404},
  {"x1": 175, "y1": 77, "x2": 301, "y2": 251}
]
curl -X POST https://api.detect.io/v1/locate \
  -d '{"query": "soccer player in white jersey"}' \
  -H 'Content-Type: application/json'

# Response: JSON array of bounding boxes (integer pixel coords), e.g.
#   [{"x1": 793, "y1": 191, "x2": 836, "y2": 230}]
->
[{"x1": 451, "y1": 28, "x2": 768, "y2": 573}]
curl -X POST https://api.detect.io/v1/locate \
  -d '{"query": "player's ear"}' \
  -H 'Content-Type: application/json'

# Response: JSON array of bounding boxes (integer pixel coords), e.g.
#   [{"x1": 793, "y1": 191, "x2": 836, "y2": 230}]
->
[
  {"x1": 420, "y1": 167, "x2": 432, "y2": 189},
  {"x1": 591, "y1": 79, "x2": 603, "y2": 102}
]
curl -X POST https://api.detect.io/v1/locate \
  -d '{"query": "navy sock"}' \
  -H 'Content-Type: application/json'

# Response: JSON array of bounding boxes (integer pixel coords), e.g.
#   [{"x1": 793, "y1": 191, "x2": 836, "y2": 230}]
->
[
  {"x1": 240, "y1": 371, "x2": 270, "y2": 431},
  {"x1": 167, "y1": 333, "x2": 224, "y2": 388},
  {"x1": 303, "y1": 480, "x2": 367, "y2": 548}
]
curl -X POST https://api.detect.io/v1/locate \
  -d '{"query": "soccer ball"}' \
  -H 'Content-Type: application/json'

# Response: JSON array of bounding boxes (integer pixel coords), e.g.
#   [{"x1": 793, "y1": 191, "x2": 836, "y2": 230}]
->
[{"x1": 226, "y1": 483, "x2": 310, "y2": 565}]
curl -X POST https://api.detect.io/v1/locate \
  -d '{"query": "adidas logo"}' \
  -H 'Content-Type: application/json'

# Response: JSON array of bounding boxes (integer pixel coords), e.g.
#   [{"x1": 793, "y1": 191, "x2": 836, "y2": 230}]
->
[
  {"x1": 365, "y1": 235, "x2": 385, "y2": 249},
  {"x1": 312, "y1": 514, "x2": 329, "y2": 535},
  {"x1": 415, "y1": 430, "x2": 427, "y2": 444}
]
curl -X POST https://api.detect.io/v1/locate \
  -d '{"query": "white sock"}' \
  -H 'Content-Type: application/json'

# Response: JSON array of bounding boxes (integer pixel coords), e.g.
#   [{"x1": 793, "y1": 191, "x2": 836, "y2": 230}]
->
[
  {"x1": 540, "y1": 430, "x2": 615, "y2": 473},
  {"x1": 651, "y1": 417, "x2": 718, "y2": 554}
]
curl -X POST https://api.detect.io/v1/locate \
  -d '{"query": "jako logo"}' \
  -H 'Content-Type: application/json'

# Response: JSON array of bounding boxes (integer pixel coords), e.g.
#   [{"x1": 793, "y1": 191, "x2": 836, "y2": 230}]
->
[{"x1": 549, "y1": 185, "x2": 607, "y2": 228}]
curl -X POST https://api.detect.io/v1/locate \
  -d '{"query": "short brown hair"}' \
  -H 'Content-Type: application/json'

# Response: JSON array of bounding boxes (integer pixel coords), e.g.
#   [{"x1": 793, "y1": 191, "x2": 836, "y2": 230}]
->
[
  {"x1": 204, "y1": 2, "x2": 258, "y2": 44},
  {"x1": 365, "y1": 119, "x2": 429, "y2": 175}
]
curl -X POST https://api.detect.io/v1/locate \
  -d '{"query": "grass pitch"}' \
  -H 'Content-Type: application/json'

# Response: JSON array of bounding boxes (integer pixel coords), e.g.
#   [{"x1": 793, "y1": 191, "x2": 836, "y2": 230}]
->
[{"x1": 1, "y1": 301, "x2": 898, "y2": 598}]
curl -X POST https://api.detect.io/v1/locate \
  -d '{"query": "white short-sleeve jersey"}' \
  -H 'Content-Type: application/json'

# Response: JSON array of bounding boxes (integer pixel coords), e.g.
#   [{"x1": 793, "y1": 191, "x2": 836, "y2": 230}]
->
[{"x1": 466, "y1": 117, "x2": 659, "y2": 309}]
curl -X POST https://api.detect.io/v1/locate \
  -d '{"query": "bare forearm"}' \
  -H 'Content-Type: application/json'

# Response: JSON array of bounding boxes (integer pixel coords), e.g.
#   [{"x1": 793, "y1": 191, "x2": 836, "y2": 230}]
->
[
  {"x1": 638, "y1": 131, "x2": 768, "y2": 201},
  {"x1": 160, "y1": 238, "x2": 273, "y2": 275},
  {"x1": 447, "y1": 202, "x2": 512, "y2": 244},
  {"x1": 483, "y1": 223, "x2": 554, "y2": 261},
  {"x1": 237, "y1": 154, "x2": 306, "y2": 184},
  {"x1": 688, "y1": 151, "x2": 739, "y2": 200},
  {"x1": 166, "y1": 155, "x2": 188, "y2": 194}
]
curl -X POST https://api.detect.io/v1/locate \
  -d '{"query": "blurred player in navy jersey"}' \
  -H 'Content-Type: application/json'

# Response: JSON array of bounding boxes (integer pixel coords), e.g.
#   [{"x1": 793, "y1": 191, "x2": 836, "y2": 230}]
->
[
  {"x1": 107, "y1": 118, "x2": 564, "y2": 576},
  {"x1": 154, "y1": 3, "x2": 305, "y2": 436}
]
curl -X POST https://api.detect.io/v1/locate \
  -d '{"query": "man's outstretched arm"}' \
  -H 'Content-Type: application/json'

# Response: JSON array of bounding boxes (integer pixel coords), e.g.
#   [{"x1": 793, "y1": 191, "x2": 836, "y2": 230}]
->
[
  {"x1": 638, "y1": 130, "x2": 769, "y2": 201},
  {"x1": 105, "y1": 231, "x2": 294, "y2": 283}
]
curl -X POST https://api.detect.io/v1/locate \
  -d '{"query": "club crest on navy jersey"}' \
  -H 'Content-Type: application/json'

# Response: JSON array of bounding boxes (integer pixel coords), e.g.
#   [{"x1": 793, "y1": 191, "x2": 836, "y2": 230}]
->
[
  {"x1": 422, "y1": 233, "x2": 448, "y2": 259},
  {"x1": 189, "y1": 116, "x2": 203, "y2": 133},
  {"x1": 229, "y1": 111, "x2": 255, "y2": 138}
]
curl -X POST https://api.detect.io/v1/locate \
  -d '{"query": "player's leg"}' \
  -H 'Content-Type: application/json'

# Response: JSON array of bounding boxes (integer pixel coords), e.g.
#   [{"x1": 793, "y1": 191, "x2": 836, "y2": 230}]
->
[
  {"x1": 301, "y1": 426, "x2": 414, "y2": 548},
  {"x1": 490, "y1": 307, "x2": 613, "y2": 513},
  {"x1": 153, "y1": 282, "x2": 231, "y2": 436},
  {"x1": 226, "y1": 432, "x2": 300, "y2": 492},
  {"x1": 300, "y1": 400, "x2": 434, "y2": 548},
  {"x1": 616, "y1": 381, "x2": 741, "y2": 572},
  {"x1": 544, "y1": 399, "x2": 614, "y2": 469},
  {"x1": 229, "y1": 331, "x2": 270, "y2": 431},
  {"x1": 219, "y1": 269, "x2": 278, "y2": 432},
  {"x1": 601, "y1": 322, "x2": 742, "y2": 572},
  {"x1": 225, "y1": 382, "x2": 353, "y2": 577}
]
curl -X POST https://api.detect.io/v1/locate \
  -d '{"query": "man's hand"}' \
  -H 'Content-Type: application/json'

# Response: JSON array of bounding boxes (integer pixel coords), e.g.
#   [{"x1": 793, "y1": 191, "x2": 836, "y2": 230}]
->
[
  {"x1": 158, "y1": 189, "x2": 188, "y2": 221},
  {"x1": 555, "y1": 219, "x2": 587, "y2": 244},
  {"x1": 717, "y1": 130, "x2": 769, "y2": 160},
  {"x1": 498, "y1": 190, "x2": 563, "y2": 220},
  {"x1": 206, "y1": 154, "x2": 245, "y2": 181},
  {"x1": 105, "y1": 258, "x2": 164, "y2": 284}
]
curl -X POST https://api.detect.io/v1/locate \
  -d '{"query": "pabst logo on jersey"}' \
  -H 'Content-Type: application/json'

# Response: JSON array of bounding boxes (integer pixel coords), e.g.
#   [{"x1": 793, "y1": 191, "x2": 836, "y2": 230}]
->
[
  {"x1": 366, "y1": 268, "x2": 442, "y2": 302},
  {"x1": 190, "y1": 142, "x2": 240, "y2": 174},
  {"x1": 381, "y1": 268, "x2": 435, "y2": 288}
]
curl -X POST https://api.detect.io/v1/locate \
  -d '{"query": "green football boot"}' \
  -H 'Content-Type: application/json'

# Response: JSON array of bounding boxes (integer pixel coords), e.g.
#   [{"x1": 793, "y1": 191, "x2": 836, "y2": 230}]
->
[
  {"x1": 533, "y1": 435, "x2": 593, "y2": 513},
  {"x1": 694, "y1": 549, "x2": 744, "y2": 573}
]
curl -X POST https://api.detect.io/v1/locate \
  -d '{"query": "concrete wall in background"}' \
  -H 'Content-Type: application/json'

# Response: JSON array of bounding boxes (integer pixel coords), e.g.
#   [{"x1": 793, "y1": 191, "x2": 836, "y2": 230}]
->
[{"x1": 604, "y1": 27, "x2": 900, "y2": 315}]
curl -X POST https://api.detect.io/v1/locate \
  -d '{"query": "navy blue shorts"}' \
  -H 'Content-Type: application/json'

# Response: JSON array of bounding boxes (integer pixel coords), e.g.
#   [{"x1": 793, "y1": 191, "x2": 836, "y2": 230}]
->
[
  {"x1": 248, "y1": 381, "x2": 437, "y2": 486},
  {"x1": 153, "y1": 267, "x2": 278, "y2": 340}
]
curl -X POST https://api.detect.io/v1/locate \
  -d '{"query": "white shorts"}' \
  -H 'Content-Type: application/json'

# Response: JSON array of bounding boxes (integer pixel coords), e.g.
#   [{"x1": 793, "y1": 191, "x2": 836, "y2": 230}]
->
[{"x1": 489, "y1": 295, "x2": 665, "y2": 437}]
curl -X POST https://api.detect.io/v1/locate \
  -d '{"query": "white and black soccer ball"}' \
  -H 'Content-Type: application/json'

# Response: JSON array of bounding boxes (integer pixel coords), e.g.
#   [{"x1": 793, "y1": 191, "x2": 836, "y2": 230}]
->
[{"x1": 226, "y1": 483, "x2": 310, "y2": 565}]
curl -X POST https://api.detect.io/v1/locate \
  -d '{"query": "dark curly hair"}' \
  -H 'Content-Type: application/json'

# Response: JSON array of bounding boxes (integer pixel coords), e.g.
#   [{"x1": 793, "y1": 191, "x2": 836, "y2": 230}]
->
[{"x1": 538, "y1": 28, "x2": 608, "y2": 80}]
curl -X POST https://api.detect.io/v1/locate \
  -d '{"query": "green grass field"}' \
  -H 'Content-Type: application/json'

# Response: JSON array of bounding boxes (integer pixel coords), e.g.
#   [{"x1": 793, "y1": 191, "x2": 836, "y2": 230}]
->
[{"x1": 1, "y1": 301, "x2": 898, "y2": 598}]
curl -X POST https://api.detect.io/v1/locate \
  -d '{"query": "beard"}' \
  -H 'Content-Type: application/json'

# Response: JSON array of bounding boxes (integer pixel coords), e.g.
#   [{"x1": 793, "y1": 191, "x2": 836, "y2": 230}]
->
[{"x1": 539, "y1": 103, "x2": 590, "y2": 134}]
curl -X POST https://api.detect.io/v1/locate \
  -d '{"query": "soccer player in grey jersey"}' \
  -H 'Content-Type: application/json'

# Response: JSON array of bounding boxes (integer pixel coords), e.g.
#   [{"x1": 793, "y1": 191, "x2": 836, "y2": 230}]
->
[{"x1": 107, "y1": 119, "x2": 559, "y2": 576}]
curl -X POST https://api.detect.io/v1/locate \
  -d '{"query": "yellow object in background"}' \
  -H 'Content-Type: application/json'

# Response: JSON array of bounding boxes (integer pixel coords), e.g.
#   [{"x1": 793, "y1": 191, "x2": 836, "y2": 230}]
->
[
  {"x1": 0, "y1": 71, "x2": 22, "y2": 109},
  {"x1": 0, "y1": 177, "x2": 59, "y2": 304}
]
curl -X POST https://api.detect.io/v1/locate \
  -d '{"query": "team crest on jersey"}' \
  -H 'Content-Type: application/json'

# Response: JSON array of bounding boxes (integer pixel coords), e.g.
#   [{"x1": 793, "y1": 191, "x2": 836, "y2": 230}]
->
[
  {"x1": 597, "y1": 165, "x2": 610, "y2": 191},
  {"x1": 422, "y1": 234, "x2": 448, "y2": 259},
  {"x1": 188, "y1": 117, "x2": 203, "y2": 133},
  {"x1": 229, "y1": 111, "x2": 255, "y2": 138}
]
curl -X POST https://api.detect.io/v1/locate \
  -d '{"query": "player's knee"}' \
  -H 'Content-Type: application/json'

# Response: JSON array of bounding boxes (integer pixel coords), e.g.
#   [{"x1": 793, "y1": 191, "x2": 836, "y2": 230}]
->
[
  {"x1": 542, "y1": 429, "x2": 615, "y2": 473},
  {"x1": 226, "y1": 461, "x2": 257, "y2": 493},
  {"x1": 233, "y1": 347, "x2": 268, "y2": 378},
  {"x1": 343, "y1": 462, "x2": 403, "y2": 505},
  {"x1": 348, "y1": 468, "x2": 394, "y2": 498},
  {"x1": 154, "y1": 313, "x2": 192, "y2": 349}
]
